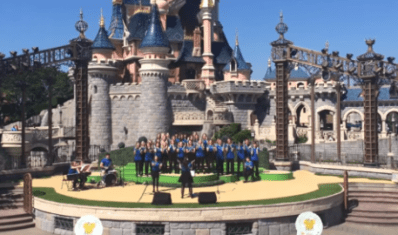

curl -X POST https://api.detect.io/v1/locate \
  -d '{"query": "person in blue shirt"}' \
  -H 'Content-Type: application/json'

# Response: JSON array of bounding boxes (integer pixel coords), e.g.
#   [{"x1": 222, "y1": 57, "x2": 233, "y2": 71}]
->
[
  {"x1": 151, "y1": 156, "x2": 162, "y2": 193},
  {"x1": 144, "y1": 142, "x2": 154, "y2": 177},
  {"x1": 195, "y1": 140, "x2": 205, "y2": 173},
  {"x1": 243, "y1": 157, "x2": 254, "y2": 182},
  {"x1": 155, "y1": 142, "x2": 162, "y2": 162},
  {"x1": 206, "y1": 139, "x2": 216, "y2": 171},
  {"x1": 11, "y1": 125, "x2": 19, "y2": 131},
  {"x1": 244, "y1": 139, "x2": 252, "y2": 160},
  {"x1": 185, "y1": 140, "x2": 196, "y2": 163},
  {"x1": 67, "y1": 161, "x2": 81, "y2": 190},
  {"x1": 236, "y1": 142, "x2": 246, "y2": 177},
  {"x1": 168, "y1": 139, "x2": 177, "y2": 173},
  {"x1": 225, "y1": 138, "x2": 235, "y2": 175},
  {"x1": 176, "y1": 142, "x2": 185, "y2": 173},
  {"x1": 178, "y1": 157, "x2": 195, "y2": 198},
  {"x1": 161, "y1": 142, "x2": 169, "y2": 173},
  {"x1": 250, "y1": 142, "x2": 260, "y2": 178},
  {"x1": 215, "y1": 139, "x2": 225, "y2": 176},
  {"x1": 98, "y1": 153, "x2": 113, "y2": 187},
  {"x1": 134, "y1": 142, "x2": 144, "y2": 176}
]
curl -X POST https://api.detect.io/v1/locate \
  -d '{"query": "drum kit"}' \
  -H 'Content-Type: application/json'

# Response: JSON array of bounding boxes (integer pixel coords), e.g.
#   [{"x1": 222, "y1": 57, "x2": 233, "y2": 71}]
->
[{"x1": 99, "y1": 167, "x2": 122, "y2": 187}]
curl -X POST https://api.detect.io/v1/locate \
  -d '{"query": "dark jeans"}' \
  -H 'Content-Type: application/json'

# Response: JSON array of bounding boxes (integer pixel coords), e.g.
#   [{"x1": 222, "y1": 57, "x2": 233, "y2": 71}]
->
[
  {"x1": 237, "y1": 159, "x2": 244, "y2": 176},
  {"x1": 161, "y1": 154, "x2": 168, "y2": 173},
  {"x1": 144, "y1": 161, "x2": 151, "y2": 176},
  {"x1": 226, "y1": 159, "x2": 234, "y2": 174},
  {"x1": 244, "y1": 169, "x2": 253, "y2": 181},
  {"x1": 152, "y1": 171, "x2": 159, "y2": 191},
  {"x1": 196, "y1": 157, "x2": 204, "y2": 171},
  {"x1": 206, "y1": 153, "x2": 214, "y2": 170},
  {"x1": 135, "y1": 160, "x2": 143, "y2": 176},
  {"x1": 216, "y1": 158, "x2": 224, "y2": 176},
  {"x1": 169, "y1": 153, "x2": 177, "y2": 173},
  {"x1": 253, "y1": 160, "x2": 259, "y2": 177}
]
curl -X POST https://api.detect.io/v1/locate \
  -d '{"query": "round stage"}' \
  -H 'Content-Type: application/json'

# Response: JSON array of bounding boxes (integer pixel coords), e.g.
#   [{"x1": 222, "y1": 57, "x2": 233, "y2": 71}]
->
[{"x1": 86, "y1": 163, "x2": 294, "y2": 187}]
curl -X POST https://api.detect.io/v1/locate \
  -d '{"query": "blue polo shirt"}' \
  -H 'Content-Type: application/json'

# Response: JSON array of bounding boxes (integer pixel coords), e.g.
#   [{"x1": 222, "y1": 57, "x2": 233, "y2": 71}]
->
[
  {"x1": 203, "y1": 140, "x2": 208, "y2": 150},
  {"x1": 145, "y1": 150, "x2": 153, "y2": 162},
  {"x1": 245, "y1": 161, "x2": 254, "y2": 171},
  {"x1": 177, "y1": 147, "x2": 185, "y2": 159},
  {"x1": 155, "y1": 148, "x2": 162, "y2": 161},
  {"x1": 237, "y1": 145, "x2": 245, "y2": 160},
  {"x1": 68, "y1": 167, "x2": 78, "y2": 175},
  {"x1": 244, "y1": 145, "x2": 251, "y2": 158},
  {"x1": 181, "y1": 163, "x2": 192, "y2": 172},
  {"x1": 215, "y1": 144, "x2": 224, "y2": 160},
  {"x1": 152, "y1": 161, "x2": 160, "y2": 172},
  {"x1": 101, "y1": 158, "x2": 112, "y2": 167},
  {"x1": 196, "y1": 145, "x2": 205, "y2": 158},
  {"x1": 134, "y1": 148, "x2": 142, "y2": 161},
  {"x1": 169, "y1": 144, "x2": 175, "y2": 153},
  {"x1": 226, "y1": 144, "x2": 235, "y2": 160},
  {"x1": 251, "y1": 148, "x2": 260, "y2": 162}
]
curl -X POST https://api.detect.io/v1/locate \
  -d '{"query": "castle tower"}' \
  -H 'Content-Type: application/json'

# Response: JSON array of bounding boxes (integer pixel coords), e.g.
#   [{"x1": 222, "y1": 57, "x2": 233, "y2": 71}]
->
[
  {"x1": 200, "y1": 0, "x2": 215, "y2": 87},
  {"x1": 223, "y1": 31, "x2": 251, "y2": 81},
  {"x1": 138, "y1": 3, "x2": 171, "y2": 141},
  {"x1": 88, "y1": 11, "x2": 117, "y2": 149}
]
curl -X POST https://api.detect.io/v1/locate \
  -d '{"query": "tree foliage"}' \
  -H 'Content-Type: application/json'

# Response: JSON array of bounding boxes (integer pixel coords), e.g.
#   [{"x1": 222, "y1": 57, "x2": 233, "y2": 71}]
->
[{"x1": 0, "y1": 67, "x2": 73, "y2": 125}]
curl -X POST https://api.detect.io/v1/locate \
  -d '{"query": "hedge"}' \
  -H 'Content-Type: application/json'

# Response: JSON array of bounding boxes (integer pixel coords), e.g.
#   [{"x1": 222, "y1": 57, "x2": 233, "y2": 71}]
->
[{"x1": 98, "y1": 147, "x2": 135, "y2": 167}]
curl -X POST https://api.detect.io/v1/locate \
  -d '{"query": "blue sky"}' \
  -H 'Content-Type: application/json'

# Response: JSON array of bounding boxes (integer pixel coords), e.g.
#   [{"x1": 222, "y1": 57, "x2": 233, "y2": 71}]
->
[{"x1": 1, "y1": 0, "x2": 398, "y2": 80}]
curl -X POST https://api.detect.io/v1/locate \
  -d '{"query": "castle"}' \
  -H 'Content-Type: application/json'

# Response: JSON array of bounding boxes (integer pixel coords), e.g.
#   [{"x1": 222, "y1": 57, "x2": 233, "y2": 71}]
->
[{"x1": 75, "y1": 0, "x2": 398, "y2": 153}]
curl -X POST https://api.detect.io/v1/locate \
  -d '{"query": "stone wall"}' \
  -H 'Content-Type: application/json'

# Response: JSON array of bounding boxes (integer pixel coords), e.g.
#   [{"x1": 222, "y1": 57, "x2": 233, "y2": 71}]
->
[
  {"x1": 229, "y1": 103, "x2": 254, "y2": 130},
  {"x1": 34, "y1": 203, "x2": 343, "y2": 235}
]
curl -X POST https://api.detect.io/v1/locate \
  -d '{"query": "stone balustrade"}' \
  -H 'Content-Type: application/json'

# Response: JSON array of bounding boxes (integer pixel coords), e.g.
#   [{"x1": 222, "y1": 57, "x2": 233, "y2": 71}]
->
[
  {"x1": 182, "y1": 79, "x2": 206, "y2": 92},
  {"x1": 210, "y1": 80, "x2": 267, "y2": 94}
]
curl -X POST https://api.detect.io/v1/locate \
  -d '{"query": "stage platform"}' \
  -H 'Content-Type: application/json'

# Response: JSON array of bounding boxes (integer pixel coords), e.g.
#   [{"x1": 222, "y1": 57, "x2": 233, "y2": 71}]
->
[
  {"x1": 86, "y1": 163, "x2": 294, "y2": 187},
  {"x1": 27, "y1": 170, "x2": 392, "y2": 204}
]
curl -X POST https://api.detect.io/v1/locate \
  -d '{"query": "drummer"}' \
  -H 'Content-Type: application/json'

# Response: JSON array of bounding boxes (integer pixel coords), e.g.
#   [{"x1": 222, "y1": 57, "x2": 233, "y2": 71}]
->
[{"x1": 98, "y1": 153, "x2": 113, "y2": 187}]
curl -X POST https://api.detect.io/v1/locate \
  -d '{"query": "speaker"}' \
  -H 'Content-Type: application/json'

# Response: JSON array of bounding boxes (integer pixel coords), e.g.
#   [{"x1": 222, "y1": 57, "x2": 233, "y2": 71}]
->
[
  {"x1": 198, "y1": 192, "x2": 217, "y2": 204},
  {"x1": 152, "y1": 192, "x2": 172, "y2": 205}
]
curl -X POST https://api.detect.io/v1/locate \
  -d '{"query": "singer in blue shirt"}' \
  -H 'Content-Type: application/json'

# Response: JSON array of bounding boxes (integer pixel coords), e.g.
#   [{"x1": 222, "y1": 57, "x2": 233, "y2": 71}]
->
[
  {"x1": 134, "y1": 142, "x2": 144, "y2": 176},
  {"x1": 195, "y1": 140, "x2": 205, "y2": 173},
  {"x1": 243, "y1": 157, "x2": 254, "y2": 182},
  {"x1": 250, "y1": 142, "x2": 261, "y2": 178},
  {"x1": 237, "y1": 142, "x2": 246, "y2": 176},
  {"x1": 225, "y1": 138, "x2": 235, "y2": 175},
  {"x1": 151, "y1": 156, "x2": 162, "y2": 193},
  {"x1": 215, "y1": 139, "x2": 225, "y2": 176}
]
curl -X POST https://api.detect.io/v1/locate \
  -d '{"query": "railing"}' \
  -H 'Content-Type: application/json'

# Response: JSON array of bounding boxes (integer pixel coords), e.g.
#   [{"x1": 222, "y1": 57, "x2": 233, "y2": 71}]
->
[{"x1": 182, "y1": 79, "x2": 205, "y2": 91}]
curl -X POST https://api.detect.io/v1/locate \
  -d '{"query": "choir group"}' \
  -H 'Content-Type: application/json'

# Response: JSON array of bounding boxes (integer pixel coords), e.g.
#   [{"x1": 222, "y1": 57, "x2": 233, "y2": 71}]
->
[{"x1": 132, "y1": 132, "x2": 261, "y2": 191}]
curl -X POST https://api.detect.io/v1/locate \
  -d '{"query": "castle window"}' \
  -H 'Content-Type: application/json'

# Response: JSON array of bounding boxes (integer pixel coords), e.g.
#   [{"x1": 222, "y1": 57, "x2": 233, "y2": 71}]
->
[
  {"x1": 93, "y1": 86, "x2": 97, "y2": 94},
  {"x1": 230, "y1": 59, "x2": 237, "y2": 72}
]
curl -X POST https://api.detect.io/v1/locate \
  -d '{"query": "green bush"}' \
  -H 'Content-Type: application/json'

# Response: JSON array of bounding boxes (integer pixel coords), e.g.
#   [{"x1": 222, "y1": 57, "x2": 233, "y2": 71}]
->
[
  {"x1": 213, "y1": 123, "x2": 241, "y2": 140},
  {"x1": 258, "y1": 148, "x2": 269, "y2": 169},
  {"x1": 297, "y1": 135, "x2": 308, "y2": 144},
  {"x1": 232, "y1": 130, "x2": 252, "y2": 143},
  {"x1": 118, "y1": 142, "x2": 125, "y2": 149},
  {"x1": 138, "y1": 136, "x2": 147, "y2": 144},
  {"x1": 98, "y1": 146, "x2": 135, "y2": 167}
]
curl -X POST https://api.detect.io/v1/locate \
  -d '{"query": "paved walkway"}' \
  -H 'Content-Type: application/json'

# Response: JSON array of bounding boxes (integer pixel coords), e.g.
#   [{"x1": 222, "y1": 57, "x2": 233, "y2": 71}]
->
[{"x1": 20, "y1": 170, "x2": 393, "y2": 204}]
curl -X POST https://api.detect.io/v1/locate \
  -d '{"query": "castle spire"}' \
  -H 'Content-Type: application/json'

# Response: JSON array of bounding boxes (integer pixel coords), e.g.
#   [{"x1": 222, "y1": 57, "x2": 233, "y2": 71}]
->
[
  {"x1": 100, "y1": 8, "x2": 105, "y2": 28},
  {"x1": 92, "y1": 9, "x2": 115, "y2": 50},
  {"x1": 140, "y1": 4, "x2": 169, "y2": 49},
  {"x1": 235, "y1": 28, "x2": 239, "y2": 46}
]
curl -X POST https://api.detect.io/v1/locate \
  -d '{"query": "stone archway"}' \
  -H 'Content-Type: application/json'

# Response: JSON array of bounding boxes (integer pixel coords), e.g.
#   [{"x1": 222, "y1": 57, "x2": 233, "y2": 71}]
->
[
  {"x1": 294, "y1": 102, "x2": 311, "y2": 127},
  {"x1": 316, "y1": 106, "x2": 336, "y2": 131}
]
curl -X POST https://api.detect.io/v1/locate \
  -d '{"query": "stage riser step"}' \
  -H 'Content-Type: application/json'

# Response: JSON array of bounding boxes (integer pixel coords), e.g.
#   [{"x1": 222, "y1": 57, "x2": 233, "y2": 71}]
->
[
  {"x1": 348, "y1": 198, "x2": 398, "y2": 204},
  {"x1": 349, "y1": 192, "x2": 398, "y2": 198},
  {"x1": 0, "y1": 194, "x2": 23, "y2": 200},
  {"x1": 0, "y1": 222, "x2": 35, "y2": 232},
  {"x1": 0, "y1": 217, "x2": 33, "y2": 226},
  {"x1": 348, "y1": 212, "x2": 398, "y2": 219},
  {"x1": 350, "y1": 203, "x2": 398, "y2": 212},
  {"x1": 345, "y1": 217, "x2": 398, "y2": 225}
]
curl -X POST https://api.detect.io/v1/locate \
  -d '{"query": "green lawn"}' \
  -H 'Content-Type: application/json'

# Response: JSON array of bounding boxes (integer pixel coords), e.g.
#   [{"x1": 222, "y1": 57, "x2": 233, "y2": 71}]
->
[{"x1": 32, "y1": 183, "x2": 342, "y2": 208}]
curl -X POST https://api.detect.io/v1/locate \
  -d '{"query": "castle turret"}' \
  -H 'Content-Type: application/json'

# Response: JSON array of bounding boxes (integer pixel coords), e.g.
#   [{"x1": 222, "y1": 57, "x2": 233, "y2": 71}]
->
[
  {"x1": 138, "y1": 2, "x2": 171, "y2": 141},
  {"x1": 108, "y1": 0, "x2": 124, "y2": 40},
  {"x1": 200, "y1": 0, "x2": 215, "y2": 87},
  {"x1": 89, "y1": 11, "x2": 117, "y2": 149},
  {"x1": 223, "y1": 31, "x2": 251, "y2": 81}
]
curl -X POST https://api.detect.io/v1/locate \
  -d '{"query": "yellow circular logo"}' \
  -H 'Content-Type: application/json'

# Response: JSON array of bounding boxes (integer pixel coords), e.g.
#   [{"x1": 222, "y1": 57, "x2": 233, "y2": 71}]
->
[
  {"x1": 295, "y1": 211, "x2": 323, "y2": 235},
  {"x1": 74, "y1": 215, "x2": 103, "y2": 235}
]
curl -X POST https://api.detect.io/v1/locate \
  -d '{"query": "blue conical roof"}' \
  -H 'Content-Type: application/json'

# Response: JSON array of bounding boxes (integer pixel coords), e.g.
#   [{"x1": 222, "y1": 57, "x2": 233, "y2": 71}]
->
[
  {"x1": 140, "y1": 4, "x2": 169, "y2": 49},
  {"x1": 108, "y1": 4, "x2": 124, "y2": 40},
  {"x1": 92, "y1": 26, "x2": 115, "y2": 50},
  {"x1": 223, "y1": 43, "x2": 251, "y2": 71}
]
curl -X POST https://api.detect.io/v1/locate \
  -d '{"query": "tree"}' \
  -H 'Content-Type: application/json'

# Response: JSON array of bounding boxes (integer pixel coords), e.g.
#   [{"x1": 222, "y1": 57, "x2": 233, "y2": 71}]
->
[{"x1": 0, "y1": 67, "x2": 73, "y2": 125}]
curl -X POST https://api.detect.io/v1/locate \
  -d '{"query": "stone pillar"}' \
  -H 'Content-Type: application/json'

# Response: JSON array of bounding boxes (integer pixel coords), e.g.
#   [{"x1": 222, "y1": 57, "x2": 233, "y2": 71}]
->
[
  {"x1": 253, "y1": 119, "x2": 260, "y2": 140},
  {"x1": 340, "y1": 124, "x2": 346, "y2": 141},
  {"x1": 200, "y1": 2, "x2": 215, "y2": 87},
  {"x1": 288, "y1": 120, "x2": 295, "y2": 145},
  {"x1": 381, "y1": 119, "x2": 387, "y2": 138},
  {"x1": 307, "y1": 119, "x2": 312, "y2": 144},
  {"x1": 88, "y1": 62, "x2": 117, "y2": 148}
]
